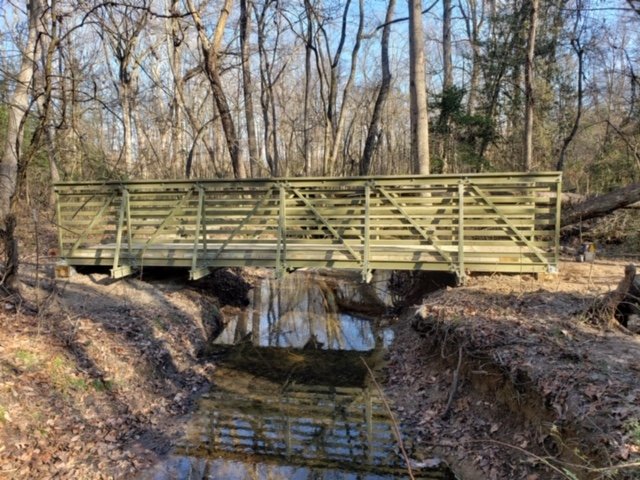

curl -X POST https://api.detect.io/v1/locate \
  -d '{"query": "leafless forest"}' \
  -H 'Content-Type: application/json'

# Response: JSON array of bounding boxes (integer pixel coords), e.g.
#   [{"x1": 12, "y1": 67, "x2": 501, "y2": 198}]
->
[{"x1": 1, "y1": 0, "x2": 640, "y2": 198}]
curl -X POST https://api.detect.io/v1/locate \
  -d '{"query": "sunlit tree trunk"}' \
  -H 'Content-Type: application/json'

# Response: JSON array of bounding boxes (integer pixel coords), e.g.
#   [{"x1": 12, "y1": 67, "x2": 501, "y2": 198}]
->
[
  {"x1": 327, "y1": 0, "x2": 364, "y2": 175},
  {"x1": 523, "y1": 0, "x2": 539, "y2": 171},
  {"x1": 409, "y1": 0, "x2": 430, "y2": 174},
  {"x1": 303, "y1": 1, "x2": 314, "y2": 175},
  {"x1": 0, "y1": 0, "x2": 43, "y2": 290},
  {"x1": 439, "y1": 0, "x2": 453, "y2": 173},
  {"x1": 240, "y1": 0, "x2": 259, "y2": 177},
  {"x1": 187, "y1": 0, "x2": 245, "y2": 179},
  {"x1": 360, "y1": 0, "x2": 396, "y2": 175}
]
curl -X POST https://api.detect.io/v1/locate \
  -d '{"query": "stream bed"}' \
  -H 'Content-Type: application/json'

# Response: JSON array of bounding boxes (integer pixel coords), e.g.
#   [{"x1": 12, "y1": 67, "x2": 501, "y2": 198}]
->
[{"x1": 146, "y1": 271, "x2": 454, "y2": 479}]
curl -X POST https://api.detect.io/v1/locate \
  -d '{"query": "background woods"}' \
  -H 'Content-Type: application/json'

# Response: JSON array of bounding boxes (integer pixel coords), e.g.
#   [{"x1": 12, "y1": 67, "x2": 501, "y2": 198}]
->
[{"x1": 1, "y1": 0, "x2": 639, "y2": 201}]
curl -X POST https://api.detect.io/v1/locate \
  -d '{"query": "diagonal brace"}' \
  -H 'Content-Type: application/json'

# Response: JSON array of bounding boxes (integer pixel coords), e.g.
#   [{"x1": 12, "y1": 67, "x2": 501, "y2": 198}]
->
[
  {"x1": 213, "y1": 186, "x2": 274, "y2": 260},
  {"x1": 70, "y1": 191, "x2": 117, "y2": 256},
  {"x1": 469, "y1": 184, "x2": 548, "y2": 265},
  {"x1": 138, "y1": 188, "x2": 196, "y2": 260},
  {"x1": 288, "y1": 186, "x2": 361, "y2": 262},
  {"x1": 376, "y1": 186, "x2": 453, "y2": 265}
]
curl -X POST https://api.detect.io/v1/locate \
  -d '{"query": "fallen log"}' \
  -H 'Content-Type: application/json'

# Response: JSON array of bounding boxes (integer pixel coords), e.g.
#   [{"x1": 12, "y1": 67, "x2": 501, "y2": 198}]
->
[
  {"x1": 561, "y1": 183, "x2": 640, "y2": 227},
  {"x1": 562, "y1": 192, "x2": 640, "y2": 210}
]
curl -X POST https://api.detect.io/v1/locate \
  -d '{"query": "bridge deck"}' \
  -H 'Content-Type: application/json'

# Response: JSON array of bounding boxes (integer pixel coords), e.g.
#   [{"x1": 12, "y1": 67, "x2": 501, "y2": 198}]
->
[{"x1": 54, "y1": 173, "x2": 562, "y2": 281}]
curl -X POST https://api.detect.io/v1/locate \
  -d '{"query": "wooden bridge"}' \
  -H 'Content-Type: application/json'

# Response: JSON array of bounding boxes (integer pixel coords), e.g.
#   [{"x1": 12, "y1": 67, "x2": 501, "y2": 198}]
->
[{"x1": 54, "y1": 172, "x2": 561, "y2": 282}]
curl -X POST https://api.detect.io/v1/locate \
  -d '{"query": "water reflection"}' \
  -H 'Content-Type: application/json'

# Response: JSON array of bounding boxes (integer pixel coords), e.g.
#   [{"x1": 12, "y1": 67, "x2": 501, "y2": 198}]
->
[
  {"x1": 144, "y1": 272, "x2": 452, "y2": 480},
  {"x1": 216, "y1": 273, "x2": 394, "y2": 351},
  {"x1": 151, "y1": 373, "x2": 450, "y2": 480}
]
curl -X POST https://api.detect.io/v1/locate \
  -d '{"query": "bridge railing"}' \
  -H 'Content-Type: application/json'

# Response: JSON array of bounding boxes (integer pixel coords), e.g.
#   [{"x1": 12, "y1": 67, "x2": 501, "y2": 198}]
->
[{"x1": 54, "y1": 172, "x2": 561, "y2": 281}]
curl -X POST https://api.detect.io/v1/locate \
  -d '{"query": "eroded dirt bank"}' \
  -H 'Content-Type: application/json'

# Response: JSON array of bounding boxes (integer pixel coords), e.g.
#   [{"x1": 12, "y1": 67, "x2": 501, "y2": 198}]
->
[
  {"x1": 0, "y1": 264, "x2": 257, "y2": 479},
  {"x1": 385, "y1": 262, "x2": 640, "y2": 479}
]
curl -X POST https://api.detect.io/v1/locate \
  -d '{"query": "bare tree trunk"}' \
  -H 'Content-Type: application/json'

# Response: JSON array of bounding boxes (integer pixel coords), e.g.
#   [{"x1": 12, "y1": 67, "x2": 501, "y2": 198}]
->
[
  {"x1": 120, "y1": 81, "x2": 134, "y2": 172},
  {"x1": 187, "y1": 0, "x2": 244, "y2": 179},
  {"x1": 1, "y1": 0, "x2": 41, "y2": 214},
  {"x1": 43, "y1": 28, "x2": 60, "y2": 204},
  {"x1": 327, "y1": 0, "x2": 364, "y2": 175},
  {"x1": 360, "y1": 0, "x2": 396, "y2": 175},
  {"x1": 240, "y1": 0, "x2": 258, "y2": 177},
  {"x1": 255, "y1": 0, "x2": 281, "y2": 176},
  {"x1": 439, "y1": 0, "x2": 453, "y2": 173},
  {"x1": 459, "y1": 0, "x2": 484, "y2": 115},
  {"x1": 523, "y1": 0, "x2": 538, "y2": 171},
  {"x1": 409, "y1": 0, "x2": 430, "y2": 174},
  {"x1": 557, "y1": 38, "x2": 585, "y2": 171},
  {"x1": 167, "y1": 0, "x2": 184, "y2": 177},
  {"x1": 303, "y1": 1, "x2": 313, "y2": 176},
  {"x1": 442, "y1": 0, "x2": 453, "y2": 89},
  {"x1": 0, "y1": 0, "x2": 42, "y2": 290}
]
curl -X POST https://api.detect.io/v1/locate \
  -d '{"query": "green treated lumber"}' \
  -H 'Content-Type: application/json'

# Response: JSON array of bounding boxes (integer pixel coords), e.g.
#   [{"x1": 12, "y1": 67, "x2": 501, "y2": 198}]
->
[
  {"x1": 288, "y1": 186, "x2": 362, "y2": 261},
  {"x1": 53, "y1": 171, "x2": 561, "y2": 188},
  {"x1": 376, "y1": 185, "x2": 453, "y2": 266},
  {"x1": 68, "y1": 192, "x2": 117, "y2": 256},
  {"x1": 468, "y1": 184, "x2": 549, "y2": 265},
  {"x1": 212, "y1": 186, "x2": 274, "y2": 260},
  {"x1": 190, "y1": 186, "x2": 206, "y2": 280},
  {"x1": 458, "y1": 181, "x2": 465, "y2": 284},
  {"x1": 110, "y1": 188, "x2": 132, "y2": 278},
  {"x1": 55, "y1": 172, "x2": 561, "y2": 276}
]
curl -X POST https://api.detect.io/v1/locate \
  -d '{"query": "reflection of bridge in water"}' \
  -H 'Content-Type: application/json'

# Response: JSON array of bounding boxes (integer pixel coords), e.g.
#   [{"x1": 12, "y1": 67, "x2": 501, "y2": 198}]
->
[
  {"x1": 176, "y1": 383, "x2": 449, "y2": 479},
  {"x1": 55, "y1": 173, "x2": 561, "y2": 283},
  {"x1": 147, "y1": 273, "x2": 453, "y2": 479}
]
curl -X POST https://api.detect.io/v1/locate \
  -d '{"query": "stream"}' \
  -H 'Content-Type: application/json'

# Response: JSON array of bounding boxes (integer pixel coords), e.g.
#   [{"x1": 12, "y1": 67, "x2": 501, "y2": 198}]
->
[{"x1": 146, "y1": 271, "x2": 454, "y2": 479}]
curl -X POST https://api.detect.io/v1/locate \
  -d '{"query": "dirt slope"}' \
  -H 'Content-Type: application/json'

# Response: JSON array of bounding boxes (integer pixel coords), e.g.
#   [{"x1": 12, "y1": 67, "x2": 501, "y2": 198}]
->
[
  {"x1": 386, "y1": 260, "x2": 640, "y2": 480},
  {"x1": 0, "y1": 263, "x2": 252, "y2": 479}
]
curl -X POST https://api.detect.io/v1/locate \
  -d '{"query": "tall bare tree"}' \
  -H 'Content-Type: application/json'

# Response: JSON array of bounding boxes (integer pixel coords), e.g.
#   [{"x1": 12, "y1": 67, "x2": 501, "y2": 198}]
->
[
  {"x1": 240, "y1": 0, "x2": 259, "y2": 176},
  {"x1": 0, "y1": 0, "x2": 44, "y2": 290},
  {"x1": 360, "y1": 0, "x2": 397, "y2": 175},
  {"x1": 187, "y1": 0, "x2": 245, "y2": 178},
  {"x1": 523, "y1": 0, "x2": 539, "y2": 171},
  {"x1": 96, "y1": 2, "x2": 149, "y2": 174},
  {"x1": 409, "y1": 0, "x2": 430, "y2": 174}
]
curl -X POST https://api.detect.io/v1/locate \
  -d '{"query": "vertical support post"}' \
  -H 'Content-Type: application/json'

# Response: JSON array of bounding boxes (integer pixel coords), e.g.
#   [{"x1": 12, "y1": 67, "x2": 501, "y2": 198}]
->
[
  {"x1": 202, "y1": 186, "x2": 208, "y2": 258},
  {"x1": 366, "y1": 388, "x2": 373, "y2": 464},
  {"x1": 111, "y1": 187, "x2": 133, "y2": 278},
  {"x1": 55, "y1": 190, "x2": 64, "y2": 256},
  {"x1": 276, "y1": 184, "x2": 287, "y2": 278},
  {"x1": 457, "y1": 181, "x2": 465, "y2": 285},
  {"x1": 285, "y1": 415, "x2": 292, "y2": 458},
  {"x1": 362, "y1": 183, "x2": 371, "y2": 283},
  {"x1": 553, "y1": 174, "x2": 562, "y2": 273},
  {"x1": 125, "y1": 189, "x2": 132, "y2": 259},
  {"x1": 190, "y1": 186, "x2": 205, "y2": 279}
]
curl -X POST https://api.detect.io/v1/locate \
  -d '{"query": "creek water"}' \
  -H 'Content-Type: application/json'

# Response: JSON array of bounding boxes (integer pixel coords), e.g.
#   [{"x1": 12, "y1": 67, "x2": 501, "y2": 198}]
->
[{"x1": 147, "y1": 271, "x2": 454, "y2": 480}]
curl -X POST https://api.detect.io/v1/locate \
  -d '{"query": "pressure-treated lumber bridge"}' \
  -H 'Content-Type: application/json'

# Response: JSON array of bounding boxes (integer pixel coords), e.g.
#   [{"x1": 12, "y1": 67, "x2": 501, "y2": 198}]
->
[{"x1": 54, "y1": 172, "x2": 561, "y2": 282}]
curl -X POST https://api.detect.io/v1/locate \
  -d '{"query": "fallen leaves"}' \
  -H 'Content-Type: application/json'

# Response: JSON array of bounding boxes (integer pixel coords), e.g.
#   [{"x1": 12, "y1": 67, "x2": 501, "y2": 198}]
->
[
  {"x1": 386, "y1": 265, "x2": 640, "y2": 479},
  {"x1": 0, "y1": 264, "x2": 226, "y2": 479}
]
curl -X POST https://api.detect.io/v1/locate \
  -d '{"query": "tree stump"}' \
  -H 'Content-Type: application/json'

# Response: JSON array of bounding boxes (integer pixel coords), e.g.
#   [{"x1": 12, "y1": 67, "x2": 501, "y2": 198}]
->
[{"x1": 588, "y1": 264, "x2": 637, "y2": 331}]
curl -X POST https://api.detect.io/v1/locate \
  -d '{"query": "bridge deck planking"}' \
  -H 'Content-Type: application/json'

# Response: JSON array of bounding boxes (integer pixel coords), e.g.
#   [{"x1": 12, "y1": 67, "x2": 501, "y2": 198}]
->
[{"x1": 54, "y1": 172, "x2": 562, "y2": 281}]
